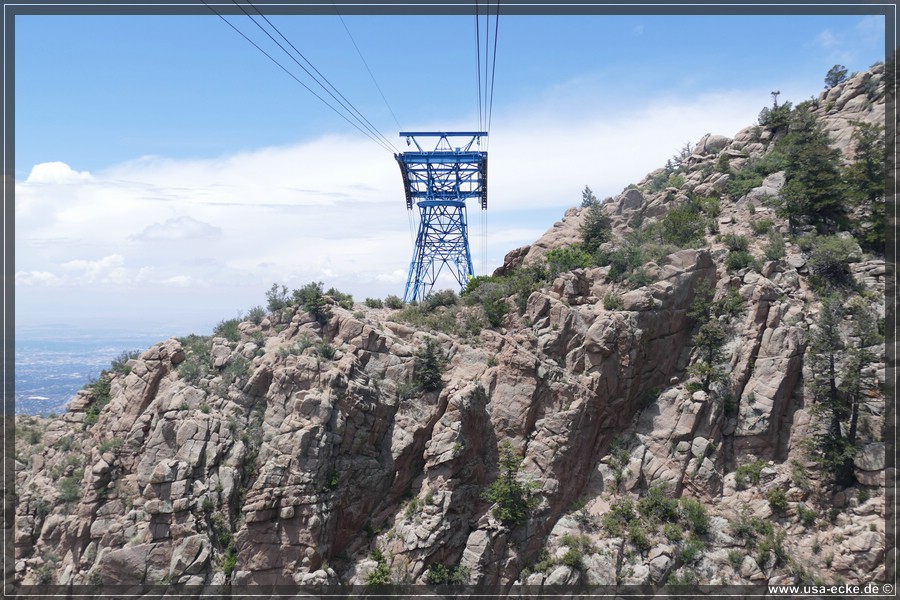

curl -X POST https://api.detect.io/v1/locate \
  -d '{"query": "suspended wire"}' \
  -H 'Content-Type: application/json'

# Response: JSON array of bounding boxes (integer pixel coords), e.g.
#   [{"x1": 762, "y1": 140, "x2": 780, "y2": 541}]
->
[
  {"x1": 200, "y1": 0, "x2": 394, "y2": 154},
  {"x1": 230, "y1": 0, "x2": 399, "y2": 153},
  {"x1": 483, "y1": 6, "x2": 489, "y2": 137},
  {"x1": 474, "y1": 0, "x2": 483, "y2": 133},
  {"x1": 486, "y1": 0, "x2": 500, "y2": 142},
  {"x1": 331, "y1": 4, "x2": 404, "y2": 133}
]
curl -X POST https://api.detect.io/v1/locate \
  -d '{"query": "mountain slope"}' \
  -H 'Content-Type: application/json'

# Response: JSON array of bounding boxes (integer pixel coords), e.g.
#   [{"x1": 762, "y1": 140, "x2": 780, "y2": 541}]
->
[{"x1": 13, "y1": 64, "x2": 889, "y2": 591}]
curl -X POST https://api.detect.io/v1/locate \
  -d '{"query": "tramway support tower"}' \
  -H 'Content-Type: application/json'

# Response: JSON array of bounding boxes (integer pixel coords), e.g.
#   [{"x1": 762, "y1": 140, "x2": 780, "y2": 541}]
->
[{"x1": 395, "y1": 131, "x2": 488, "y2": 303}]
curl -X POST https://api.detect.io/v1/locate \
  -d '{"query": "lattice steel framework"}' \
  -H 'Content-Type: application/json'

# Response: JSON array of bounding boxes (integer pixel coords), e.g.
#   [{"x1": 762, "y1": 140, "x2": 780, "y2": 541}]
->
[{"x1": 396, "y1": 132, "x2": 487, "y2": 303}]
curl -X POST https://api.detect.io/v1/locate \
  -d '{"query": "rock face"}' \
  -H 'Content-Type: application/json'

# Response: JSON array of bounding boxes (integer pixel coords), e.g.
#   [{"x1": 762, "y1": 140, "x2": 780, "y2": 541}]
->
[{"x1": 13, "y1": 67, "x2": 887, "y2": 591}]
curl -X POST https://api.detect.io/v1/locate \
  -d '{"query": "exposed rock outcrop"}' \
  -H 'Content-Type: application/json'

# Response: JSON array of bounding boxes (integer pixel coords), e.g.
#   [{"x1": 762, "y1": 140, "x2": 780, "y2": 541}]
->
[{"x1": 13, "y1": 65, "x2": 888, "y2": 592}]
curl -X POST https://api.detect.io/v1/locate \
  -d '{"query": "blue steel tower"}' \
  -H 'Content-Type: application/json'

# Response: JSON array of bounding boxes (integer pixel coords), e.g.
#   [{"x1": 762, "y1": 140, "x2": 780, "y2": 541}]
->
[{"x1": 395, "y1": 132, "x2": 488, "y2": 303}]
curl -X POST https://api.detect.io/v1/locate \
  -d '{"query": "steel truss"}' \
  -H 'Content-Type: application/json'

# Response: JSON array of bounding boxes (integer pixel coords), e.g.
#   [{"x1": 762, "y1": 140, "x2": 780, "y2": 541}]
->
[{"x1": 395, "y1": 132, "x2": 487, "y2": 303}]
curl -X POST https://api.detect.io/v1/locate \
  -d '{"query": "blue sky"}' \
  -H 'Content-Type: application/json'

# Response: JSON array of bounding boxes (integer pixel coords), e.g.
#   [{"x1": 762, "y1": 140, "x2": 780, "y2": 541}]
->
[{"x1": 12, "y1": 7, "x2": 888, "y2": 337}]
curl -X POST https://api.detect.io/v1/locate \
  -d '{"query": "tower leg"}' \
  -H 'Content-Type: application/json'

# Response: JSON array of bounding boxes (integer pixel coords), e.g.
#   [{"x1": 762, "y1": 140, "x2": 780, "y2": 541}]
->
[{"x1": 403, "y1": 201, "x2": 474, "y2": 303}]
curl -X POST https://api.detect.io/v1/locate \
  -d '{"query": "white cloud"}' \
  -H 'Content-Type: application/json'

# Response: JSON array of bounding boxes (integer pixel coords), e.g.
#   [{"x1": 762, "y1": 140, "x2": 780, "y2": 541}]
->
[
  {"x1": 13, "y1": 82, "x2": 778, "y2": 330},
  {"x1": 58, "y1": 254, "x2": 152, "y2": 285},
  {"x1": 132, "y1": 216, "x2": 222, "y2": 241},
  {"x1": 15, "y1": 270, "x2": 62, "y2": 286},
  {"x1": 814, "y1": 29, "x2": 839, "y2": 49},
  {"x1": 161, "y1": 275, "x2": 193, "y2": 287},
  {"x1": 25, "y1": 161, "x2": 92, "y2": 184}
]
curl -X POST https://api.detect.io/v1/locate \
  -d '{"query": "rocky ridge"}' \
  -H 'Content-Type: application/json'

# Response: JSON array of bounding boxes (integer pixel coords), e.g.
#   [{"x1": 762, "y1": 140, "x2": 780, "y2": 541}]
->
[{"x1": 13, "y1": 65, "x2": 890, "y2": 591}]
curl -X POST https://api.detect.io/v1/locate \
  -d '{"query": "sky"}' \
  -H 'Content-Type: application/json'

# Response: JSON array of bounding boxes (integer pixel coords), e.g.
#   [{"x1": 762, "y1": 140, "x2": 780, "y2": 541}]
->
[{"x1": 11, "y1": 5, "x2": 890, "y2": 339}]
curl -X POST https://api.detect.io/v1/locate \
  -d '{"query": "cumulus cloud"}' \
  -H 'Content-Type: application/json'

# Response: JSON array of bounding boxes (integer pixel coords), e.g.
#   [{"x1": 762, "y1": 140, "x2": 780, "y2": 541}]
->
[
  {"x1": 11, "y1": 81, "x2": 792, "y2": 328},
  {"x1": 25, "y1": 161, "x2": 92, "y2": 184},
  {"x1": 58, "y1": 254, "x2": 152, "y2": 285},
  {"x1": 15, "y1": 271, "x2": 62, "y2": 286},
  {"x1": 131, "y1": 216, "x2": 222, "y2": 242}
]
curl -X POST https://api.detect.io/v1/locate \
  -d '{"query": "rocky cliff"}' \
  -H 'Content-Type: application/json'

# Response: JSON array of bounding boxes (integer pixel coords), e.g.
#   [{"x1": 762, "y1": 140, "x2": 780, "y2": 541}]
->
[{"x1": 13, "y1": 64, "x2": 891, "y2": 592}]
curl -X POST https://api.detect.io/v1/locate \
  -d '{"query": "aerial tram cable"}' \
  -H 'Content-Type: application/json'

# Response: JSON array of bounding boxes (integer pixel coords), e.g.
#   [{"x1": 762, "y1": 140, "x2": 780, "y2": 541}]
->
[
  {"x1": 330, "y1": 2, "x2": 404, "y2": 133},
  {"x1": 228, "y1": 0, "x2": 399, "y2": 153},
  {"x1": 201, "y1": 0, "x2": 395, "y2": 154},
  {"x1": 473, "y1": 0, "x2": 500, "y2": 275},
  {"x1": 486, "y1": 0, "x2": 500, "y2": 144},
  {"x1": 474, "y1": 0, "x2": 484, "y2": 133}
]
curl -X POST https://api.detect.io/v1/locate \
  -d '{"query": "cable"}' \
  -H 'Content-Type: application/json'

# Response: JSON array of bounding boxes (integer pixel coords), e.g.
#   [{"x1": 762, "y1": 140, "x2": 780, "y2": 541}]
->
[
  {"x1": 201, "y1": 0, "x2": 394, "y2": 153},
  {"x1": 231, "y1": 0, "x2": 398, "y2": 153},
  {"x1": 332, "y1": 4, "x2": 404, "y2": 133},
  {"x1": 474, "y1": 0, "x2": 483, "y2": 133},
  {"x1": 486, "y1": 1, "x2": 500, "y2": 144}
]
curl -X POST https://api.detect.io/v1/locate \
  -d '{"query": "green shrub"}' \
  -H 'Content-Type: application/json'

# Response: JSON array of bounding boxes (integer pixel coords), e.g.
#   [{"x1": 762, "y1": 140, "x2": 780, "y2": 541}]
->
[
  {"x1": 545, "y1": 246, "x2": 592, "y2": 277},
  {"x1": 627, "y1": 519, "x2": 652, "y2": 552},
  {"x1": 580, "y1": 199, "x2": 612, "y2": 253},
  {"x1": 110, "y1": 349, "x2": 140, "y2": 375},
  {"x1": 757, "y1": 529, "x2": 786, "y2": 566},
  {"x1": 483, "y1": 442, "x2": 539, "y2": 526},
  {"x1": 726, "y1": 170, "x2": 763, "y2": 199},
  {"x1": 727, "y1": 549, "x2": 744, "y2": 570},
  {"x1": 214, "y1": 318, "x2": 241, "y2": 342},
  {"x1": 715, "y1": 153, "x2": 730, "y2": 173},
  {"x1": 722, "y1": 233, "x2": 750, "y2": 252},
  {"x1": 735, "y1": 460, "x2": 767, "y2": 490},
  {"x1": 764, "y1": 229, "x2": 786, "y2": 261},
  {"x1": 364, "y1": 297, "x2": 384, "y2": 309},
  {"x1": 680, "y1": 538, "x2": 704, "y2": 564},
  {"x1": 603, "y1": 293, "x2": 623, "y2": 311},
  {"x1": 294, "y1": 282, "x2": 332, "y2": 325},
  {"x1": 423, "y1": 289, "x2": 457, "y2": 309},
  {"x1": 220, "y1": 357, "x2": 249, "y2": 390},
  {"x1": 413, "y1": 337, "x2": 446, "y2": 392},
  {"x1": 758, "y1": 102, "x2": 792, "y2": 132},
  {"x1": 82, "y1": 372, "x2": 113, "y2": 427},
  {"x1": 58, "y1": 475, "x2": 81, "y2": 504},
  {"x1": 246, "y1": 305, "x2": 266, "y2": 324},
  {"x1": 667, "y1": 174, "x2": 685, "y2": 188},
  {"x1": 425, "y1": 563, "x2": 449, "y2": 585},
  {"x1": 221, "y1": 549, "x2": 238, "y2": 578},
  {"x1": 659, "y1": 202, "x2": 705, "y2": 248},
  {"x1": 696, "y1": 195, "x2": 721, "y2": 218},
  {"x1": 664, "y1": 522, "x2": 683, "y2": 542},
  {"x1": 326, "y1": 287, "x2": 354, "y2": 310},
  {"x1": 807, "y1": 235, "x2": 857, "y2": 290},
  {"x1": 265, "y1": 283, "x2": 291, "y2": 312},
  {"x1": 561, "y1": 548, "x2": 583, "y2": 570},
  {"x1": 394, "y1": 303, "x2": 460, "y2": 336},
  {"x1": 626, "y1": 268, "x2": 656, "y2": 289},
  {"x1": 797, "y1": 503, "x2": 817, "y2": 528},
  {"x1": 680, "y1": 497, "x2": 710, "y2": 535},
  {"x1": 384, "y1": 294, "x2": 404, "y2": 309},
  {"x1": 314, "y1": 341, "x2": 337, "y2": 360},
  {"x1": 726, "y1": 250, "x2": 758, "y2": 272},
  {"x1": 98, "y1": 437, "x2": 124, "y2": 454},
  {"x1": 714, "y1": 288, "x2": 747, "y2": 320},
  {"x1": 638, "y1": 484, "x2": 679, "y2": 524},
  {"x1": 750, "y1": 219, "x2": 775, "y2": 235},
  {"x1": 602, "y1": 497, "x2": 636, "y2": 537}
]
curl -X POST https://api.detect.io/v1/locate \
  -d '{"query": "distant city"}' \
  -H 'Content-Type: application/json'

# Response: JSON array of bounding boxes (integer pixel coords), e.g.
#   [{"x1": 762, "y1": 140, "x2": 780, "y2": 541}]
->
[{"x1": 14, "y1": 330, "x2": 173, "y2": 416}]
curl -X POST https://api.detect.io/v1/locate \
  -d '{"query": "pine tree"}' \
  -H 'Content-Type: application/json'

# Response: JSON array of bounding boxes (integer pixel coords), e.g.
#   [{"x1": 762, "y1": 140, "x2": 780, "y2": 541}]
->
[
  {"x1": 807, "y1": 296, "x2": 855, "y2": 485},
  {"x1": 845, "y1": 121, "x2": 886, "y2": 251},
  {"x1": 824, "y1": 64, "x2": 848, "y2": 89},
  {"x1": 776, "y1": 107, "x2": 846, "y2": 231},
  {"x1": 580, "y1": 195, "x2": 612, "y2": 254},
  {"x1": 580, "y1": 185, "x2": 598, "y2": 208}
]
